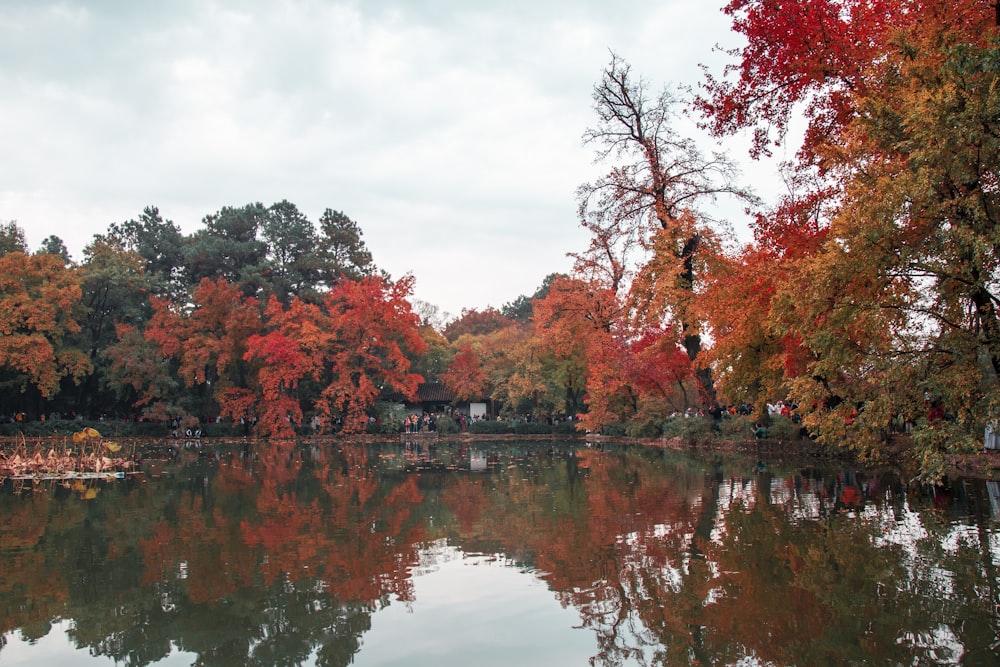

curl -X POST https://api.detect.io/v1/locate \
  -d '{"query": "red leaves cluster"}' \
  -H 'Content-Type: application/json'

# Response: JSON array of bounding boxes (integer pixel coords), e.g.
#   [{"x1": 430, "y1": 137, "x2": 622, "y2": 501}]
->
[
  {"x1": 534, "y1": 275, "x2": 694, "y2": 430},
  {"x1": 700, "y1": 0, "x2": 894, "y2": 158},
  {"x1": 694, "y1": 0, "x2": 1000, "y2": 432},
  {"x1": 312, "y1": 277, "x2": 427, "y2": 433},
  {"x1": 124, "y1": 275, "x2": 426, "y2": 435},
  {"x1": 700, "y1": 0, "x2": 998, "y2": 159},
  {"x1": 441, "y1": 343, "x2": 487, "y2": 402}
]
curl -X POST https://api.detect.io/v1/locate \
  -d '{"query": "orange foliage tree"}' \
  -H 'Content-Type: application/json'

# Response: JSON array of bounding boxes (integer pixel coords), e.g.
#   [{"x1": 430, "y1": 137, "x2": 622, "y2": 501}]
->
[
  {"x1": 311, "y1": 275, "x2": 426, "y2": 433},
  {"x1": 535, "y1": 274, "x2": 694, "y2": 432},
  {"x1": 116, "y1": 273, "x2": 425, "y2": 435},
  {"x1": 575, "y1": 54, "x2": 752, "y2": 408},
  {"x1": 698, "y1": 0, "x2": 1000, "y2": 474},
  {"x1": 241, "y1": 296, "x2": 325, "y2": 435},
  {"x1": 531, "y1": 276, "x2": 613, "y2": 430},
  {"x1": 104, "y1": 323, "x2": 183, "y2": 421},
  {"x1": 442, "y1": 306, "x2": 513, "y2": 342},
  {"x1": 699, "y1": 185, "x2": 831, "y2": 405},
  {"x1": 534, "y1": 275, "x2": 614, "y2": 427},
  {"x1": 441, "y1": 343, "x2": 487, "y2": 402},
  {"x1": 0, "y1": 252, "x2": 91, "y2": 404},
  {"x1": 141, "y1": 277, "x2": 263, "y2": 424},
  {"x1": 697, "y1": 0, "x2": 902, "y2": 159}
]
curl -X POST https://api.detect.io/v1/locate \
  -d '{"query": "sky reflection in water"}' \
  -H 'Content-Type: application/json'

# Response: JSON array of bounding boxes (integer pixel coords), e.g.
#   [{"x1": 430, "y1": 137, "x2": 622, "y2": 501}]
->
[{"x1": 353, "y1": 543, "x2": 594, "y2": 667}]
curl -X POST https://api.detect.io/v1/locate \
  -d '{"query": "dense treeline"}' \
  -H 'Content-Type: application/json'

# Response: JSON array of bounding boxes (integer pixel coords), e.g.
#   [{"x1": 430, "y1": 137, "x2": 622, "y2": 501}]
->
[
  {"x1": 3, "y1": 1, "x2": 1000, "y2": 479},
  {"x1": 0, "y1": 204, "x2": 422, "y2": 434}
]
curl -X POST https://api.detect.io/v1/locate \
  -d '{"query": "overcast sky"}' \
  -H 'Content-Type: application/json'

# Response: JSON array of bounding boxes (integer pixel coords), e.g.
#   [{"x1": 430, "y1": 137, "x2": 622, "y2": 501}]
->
[{"x1": 1, "y1": 0, "x2": 776, "y2": 319}]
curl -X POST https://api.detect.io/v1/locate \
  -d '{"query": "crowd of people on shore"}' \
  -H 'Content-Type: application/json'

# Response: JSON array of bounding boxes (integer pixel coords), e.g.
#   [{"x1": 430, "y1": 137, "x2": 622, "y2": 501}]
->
[
  {"x1": 400, "y1": 411, "x2": 578, "y2": 434},
  {"x1": 402, "y1": 412, "x2": 438, "y2": 433}
]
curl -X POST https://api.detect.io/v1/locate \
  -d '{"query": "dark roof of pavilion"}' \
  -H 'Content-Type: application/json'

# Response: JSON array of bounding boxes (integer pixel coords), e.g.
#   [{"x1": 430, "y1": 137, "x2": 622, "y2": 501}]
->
[
  {"x1": 382, "y1": 381, "x2": 457, "y2": 403},
  {"x1": 416, "y1": 382, "x2": 454, "y2": 402}
]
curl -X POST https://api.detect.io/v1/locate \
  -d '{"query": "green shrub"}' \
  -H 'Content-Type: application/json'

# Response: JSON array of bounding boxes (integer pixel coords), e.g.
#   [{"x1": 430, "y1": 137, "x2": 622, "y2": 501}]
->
[
  {"x1": 660, "y1": 416, "x2": 714, "y2": 444},
  {"x1": 514, "y1": 421, "x2": 552, "y2": 435},
  {"x1": 627, "y1": 418, "x2": 663, "y2": 438},
  {"x1": 372, "y1": 402, "x2": 407, "y2": 433},
  {"x1": 0, "y1": 418, "x2": 174, "y2": 438},
  {"x1": 600, "y1": 422, "x2": 627, "y2": 437},
  {"x1": 552, "y1": 421, "x2": 579, "y2": 435},
  {"x1": 436, "y1": 415, "x2": 460, "y2": 434},
  {"x1": 0, "y1": 420, "x2": 47, "y2": 437},
  {"x1": 133, "y1": 421, "x2": 174, "y2": 437},
  {"x1": 719, "y1": 415, "x2": 757, "y2": 440},
  {"x1": 364, "y1": 418, "x2": 400, "y2": 435},
  {"x1": 767, "y1": 416, "x2": 803, "y2": 441},
  {"x1": 469, "y1": 420, "x2": 514, "y2": 434}
]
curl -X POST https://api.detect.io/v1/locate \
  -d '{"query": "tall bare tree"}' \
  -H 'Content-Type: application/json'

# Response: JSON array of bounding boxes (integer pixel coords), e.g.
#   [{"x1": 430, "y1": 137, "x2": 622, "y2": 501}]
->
[{"x1": 576, "y1": 53, "x2": 752, "y2": 402}]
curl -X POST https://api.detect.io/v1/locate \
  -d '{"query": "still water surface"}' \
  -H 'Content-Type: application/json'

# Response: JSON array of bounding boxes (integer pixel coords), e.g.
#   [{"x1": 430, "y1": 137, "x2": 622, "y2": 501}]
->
[{"x1": 1, "y1": 439, "x2": 999, "y2": 666}]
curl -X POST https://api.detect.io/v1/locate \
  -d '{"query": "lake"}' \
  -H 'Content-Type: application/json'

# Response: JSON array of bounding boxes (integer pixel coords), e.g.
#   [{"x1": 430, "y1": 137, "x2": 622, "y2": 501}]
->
[{"x1": 1, "y1": 439, "x2": 999, "y2": 666}]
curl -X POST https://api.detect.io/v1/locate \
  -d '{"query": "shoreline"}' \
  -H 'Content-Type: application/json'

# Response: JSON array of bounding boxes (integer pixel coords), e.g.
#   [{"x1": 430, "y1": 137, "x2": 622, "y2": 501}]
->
[{"x1": 3, "y1": 432, "x2": 999, "y2": 482}]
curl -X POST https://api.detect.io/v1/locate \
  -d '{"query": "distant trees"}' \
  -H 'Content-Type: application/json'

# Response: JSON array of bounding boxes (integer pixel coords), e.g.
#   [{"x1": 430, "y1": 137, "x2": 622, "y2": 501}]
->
[
  {"x1": 99, "y1": 206, "x2": 187, "y2": 301},
  {"x1": 441, "y1": 343, "x2": 487, "y2": 403},
  {"x1": 124, "y1": 207, "x2": 420, "y2": 436},
  {"x1": 0, "y1": 221, "x2": 28, "y2": 255},
  {"x1": 0, "y1": 204, "x2": 416, "y2": 431},
  {"x1": 37, "y1": 236, "x2": 70, "y2": 262},
  {"x1": 315, "y1": 208, "x2": 377, "y2": 285},
  {"x1": 442, "y1": 307, "x2": 513, "y2": 342}
]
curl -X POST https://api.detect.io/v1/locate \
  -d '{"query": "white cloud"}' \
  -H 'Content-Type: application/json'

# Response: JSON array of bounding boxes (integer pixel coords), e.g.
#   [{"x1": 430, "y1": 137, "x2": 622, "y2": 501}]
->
[{"x1": 0, "y1": 0, "x2": 776, "y2": 316}]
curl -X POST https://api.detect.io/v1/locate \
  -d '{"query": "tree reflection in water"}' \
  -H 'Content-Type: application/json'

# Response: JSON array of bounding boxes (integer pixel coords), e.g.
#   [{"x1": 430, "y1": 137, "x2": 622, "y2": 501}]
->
[{"x1": 1, "y1": 440, "x2": 998, "y2": 666}]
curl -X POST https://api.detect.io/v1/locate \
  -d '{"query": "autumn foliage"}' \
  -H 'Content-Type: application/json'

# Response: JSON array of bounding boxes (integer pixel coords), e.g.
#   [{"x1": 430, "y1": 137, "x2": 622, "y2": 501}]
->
[
  {"x1": 0, "y1": 252, "x2": 90, "y2": 398},
  {"x1": 91, "y1": 262, "x2": 426, "y2": 436},
  {"x1": 137, "y1": 275, "x2": 426, "y2": 436},
  {"x1": 6, "y1": 4, "x2": 1000, "y2": 476},
  {"x1": 695, "y1": 0, "x2": 1000, "y2": 474},
  {"x1": 441, "y1": 343, "x2": 487, "y2": 402}
]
